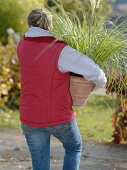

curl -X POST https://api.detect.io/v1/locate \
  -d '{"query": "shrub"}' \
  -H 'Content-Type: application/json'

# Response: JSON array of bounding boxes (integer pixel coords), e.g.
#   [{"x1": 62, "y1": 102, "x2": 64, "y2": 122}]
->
[
  {"x1": 0, "y1": 36, "x2": 20, "y2": 109},
  {"x1": 0, "y1": 0, "x2": 44, "y2": 43}
]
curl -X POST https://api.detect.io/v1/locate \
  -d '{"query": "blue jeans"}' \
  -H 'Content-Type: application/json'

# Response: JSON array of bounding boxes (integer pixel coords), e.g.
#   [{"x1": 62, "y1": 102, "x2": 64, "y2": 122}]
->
[{"x1": 21, "y1": 119, "x2": 82, "y2": 170}]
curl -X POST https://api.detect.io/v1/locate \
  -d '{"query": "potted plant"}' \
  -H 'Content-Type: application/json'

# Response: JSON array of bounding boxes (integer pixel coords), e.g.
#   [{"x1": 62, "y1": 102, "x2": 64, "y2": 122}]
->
[{"x1": 47, "y1": 0, "x2": 127, "y2": 105}]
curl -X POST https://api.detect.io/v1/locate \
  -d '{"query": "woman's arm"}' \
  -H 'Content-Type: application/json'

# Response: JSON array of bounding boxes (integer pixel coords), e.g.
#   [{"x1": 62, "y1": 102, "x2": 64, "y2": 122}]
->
[{"x1": 58, "y1": 45, "x2": 107, "y2": 88}]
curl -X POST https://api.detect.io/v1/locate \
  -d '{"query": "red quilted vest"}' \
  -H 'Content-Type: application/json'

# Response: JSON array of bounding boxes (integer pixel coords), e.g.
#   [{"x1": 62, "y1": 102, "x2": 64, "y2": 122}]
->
[{"x1": 17, "y1": 36, "x2": 76, "y2": 127}]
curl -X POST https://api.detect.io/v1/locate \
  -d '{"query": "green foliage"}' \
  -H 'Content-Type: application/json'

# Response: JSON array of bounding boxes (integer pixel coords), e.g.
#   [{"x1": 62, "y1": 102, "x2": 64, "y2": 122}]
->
[
  {"x1": 57, "y1": 0, "x2": 79, "y2": 11},
  {"x1": 0, "y1": 36, "x2": 20, "y2": 108},
  {"x1": 0, "y1": 108, "x2": 20, "y2": 129},
  {"x1": 0, "y1": 0, "x2": 44, "y2": 43},
  {"x1": 46, "y1": 0, "x2": 116, "y2": 20},
  {"x1": 48, "y1": 2, "x2": 127, "y2": 69}
]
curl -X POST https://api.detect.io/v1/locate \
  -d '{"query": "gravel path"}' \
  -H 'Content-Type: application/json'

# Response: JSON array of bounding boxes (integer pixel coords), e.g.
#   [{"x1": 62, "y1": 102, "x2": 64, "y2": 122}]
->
[{"x1": 0, "y1": 128, "x2": 127, "y2": 170}]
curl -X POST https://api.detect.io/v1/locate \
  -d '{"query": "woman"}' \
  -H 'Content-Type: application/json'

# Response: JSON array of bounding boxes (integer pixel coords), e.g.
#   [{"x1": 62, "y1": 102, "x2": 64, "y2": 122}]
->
[{"x1": 17, "y1": 8, "x2": 107, "y2": 170}]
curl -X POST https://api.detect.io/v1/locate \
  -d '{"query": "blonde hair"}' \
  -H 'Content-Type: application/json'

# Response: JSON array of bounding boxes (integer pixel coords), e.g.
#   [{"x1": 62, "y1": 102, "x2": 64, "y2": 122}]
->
[{"x1": 27, "y1": 8, "x2": 53, "y2": 31}]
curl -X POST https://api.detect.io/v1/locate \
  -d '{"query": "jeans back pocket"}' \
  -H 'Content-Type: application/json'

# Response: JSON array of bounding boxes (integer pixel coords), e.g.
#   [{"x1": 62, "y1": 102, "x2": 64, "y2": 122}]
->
[{"x1": 53, "y1": 121, "x2": 75, "y2": 137}]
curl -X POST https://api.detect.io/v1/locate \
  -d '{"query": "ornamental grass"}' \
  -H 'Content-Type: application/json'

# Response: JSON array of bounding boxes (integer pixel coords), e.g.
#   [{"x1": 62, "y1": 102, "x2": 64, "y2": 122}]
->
[{"x1": 46, "y1": 1, "x2": 126, "y2": 70}]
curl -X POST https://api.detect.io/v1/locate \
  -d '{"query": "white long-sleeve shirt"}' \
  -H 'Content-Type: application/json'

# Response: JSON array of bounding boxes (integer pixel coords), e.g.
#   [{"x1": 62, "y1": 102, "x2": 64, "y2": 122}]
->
[{"x1": 25, "y1": 27, "x2": 107, "y2": 88}]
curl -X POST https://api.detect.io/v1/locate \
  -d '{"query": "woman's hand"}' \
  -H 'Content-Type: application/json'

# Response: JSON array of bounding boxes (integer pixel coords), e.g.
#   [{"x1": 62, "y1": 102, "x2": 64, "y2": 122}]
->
[{"x1": 92, "y1": 84, "x2": 99, "y2": 91}]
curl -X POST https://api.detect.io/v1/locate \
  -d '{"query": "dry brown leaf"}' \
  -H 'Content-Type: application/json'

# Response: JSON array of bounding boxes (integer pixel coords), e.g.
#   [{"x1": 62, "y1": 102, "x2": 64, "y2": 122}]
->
[
  {"x1": 19, "y1": 157, "x2": 31, "y2": 161},
  {"x1": 0, "y1": 158, "x2": 8, "y2": 162},
  {"x1": 53, "y1": 160, "x2": 57, "y2": 163},
  {"x1": 11, "y1": 161, "x2": 18, "y2": 165},
  {"x1": 14, "y1": 147, "x2": 21, "y2": 151},
  {"x1": 95, "y1": 146, "x2": 101, "y2": 150},
  {"x1": 25, "y1": 166, "x2": 32, "y2": 169},
  {"x1": 3, "y1": 153, "x2": 13, "y2": 159}
]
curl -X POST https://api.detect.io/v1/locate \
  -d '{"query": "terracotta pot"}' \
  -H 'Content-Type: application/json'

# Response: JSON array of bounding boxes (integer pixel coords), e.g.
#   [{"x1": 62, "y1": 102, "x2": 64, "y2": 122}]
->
[{"x1": 70, "y1": 76, "x2": 94, "y2": 106}]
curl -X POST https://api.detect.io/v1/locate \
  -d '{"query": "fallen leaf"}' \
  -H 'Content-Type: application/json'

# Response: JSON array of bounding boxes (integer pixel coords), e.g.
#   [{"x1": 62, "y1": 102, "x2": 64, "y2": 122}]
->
[
  {"x1": 83, "y1": 154, "x2": 88, "y2": 158},
  {"x1": 0, "y1": 158, "x2": 8, "y2": 162},
  {"x1": 53, "y1": 160, "x2": 57, "y2": 163},
  {"x1": 10, "y1": 157, "x2": 15, "y2": 160},
  {"x1": 11, "y1": 162, "x2": 18, "y2": 165},
  {"x1": 3, "y1": 153, "x2": 13, "y2": 159},
  {"x1": 25, "y1": 166, "x2": 32, "y2": 169},
  {"x1": 14, "y1": 147, "x2": 21, "y2": 151},
  {"x1": 18, "y1": 165, "x2": 24, "y2": 169},
  {"x1": 95, "y1": 146, "x2": 101, "y2": 150},
  {"x1": 6, "y1": 148, "x2": 12, "y2": 151},
  {"x1": 19, "y1": 158, "x2": 31, "y2": 161}
]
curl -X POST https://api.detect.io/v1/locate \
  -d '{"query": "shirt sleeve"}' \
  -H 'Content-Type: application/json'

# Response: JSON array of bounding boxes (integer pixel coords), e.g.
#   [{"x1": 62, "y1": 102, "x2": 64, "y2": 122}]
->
[{"x1": 58, "y1": 45, "x2": 107, "y2": 88}]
